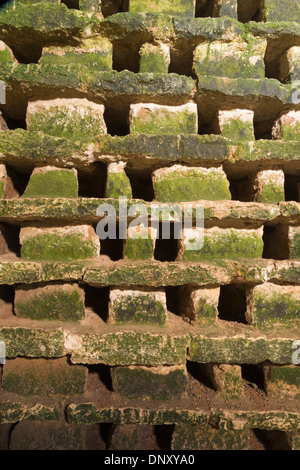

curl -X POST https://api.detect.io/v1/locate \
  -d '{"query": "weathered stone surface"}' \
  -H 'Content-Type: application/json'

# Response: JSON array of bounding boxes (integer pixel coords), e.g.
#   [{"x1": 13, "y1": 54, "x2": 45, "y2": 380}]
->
[
  {"x1": 139, "y1": 42, "x2": 170, "y2": 74},
  {"x1": 178, "y1": 286, "x2": 220, "y2": 324},
  {"x1": 253, "y1": 169, "x2": 285, "y2": 203},
  {"x1": 289, "y1": 226, "x2": 300, "y2": 259},
  {"x1": 178, "y1": 227, "x2": 264, "y2": 261},
  {"x1": 264, "y1": 0, "x2": 300, "y2": 22},
  {"x1": 105, "y1": 161, "x2": 132, "y2": 199},
  {"x1": 108, "y1": 288, "x2": 167, "y2": 325},
  {"x1": 9, "y1": 421, "x2": 87, "y2": 450},
  {"x1": 20, "y1": 224, "x2": 100, "y2": 260},
  {"x1": 172, "y1": 423, "x2": 249, "y2": 450},
  {"x1": 280, "y1": 46, "x2": 300, "y2": 83},
  {"x1": 215, "y1": 0, "x2": 237, "y2": 18},
  {"x1": 0, "y1": 327, "x2": 64, "y2": 357},
  {"x1": 129, "y1": 102, "x2": 198, "y2": 135},
  {"x1": 218, "y1": 109, "x2": 255, "y2": 141},
  {"x1": 14, "y1": 283, "x2": 85, "y2": 321},
  {"x1": 109, "y1": 424, "x2": 158, "y2": 450},
  {"x1": 111, "y1": 365, "x2": 188, "y2": 399},
  {"x1": 0, "y1": 401, "x2": 59, "y2": 424},
  {"x1": 265, "y1": 365, "x2": 300, "y2": 400},
  {"x1": 0, "y1": 41, "x2": 14, "y2": 63},
  {"x1": 272, "y1": 111, "x2": 300, "y2": 141},
  {"x1": 123, "y1": 225, "x2": 157, "y2": 260},
  {"x1": 2, "y1": 357, "x2": 87, "y2": 396},
  {"x1": 22, "y1": 166, "x2": 79, "y2": 198},
  {"x1": 152, "y1": 165, "x2": 231, "y2": 202},
  {"x1": 246, "y1": 283, "x2": 300, "y2": 329},
  {"x1": 0, "y1": 164, "x2": 7, "y2": 199},
  {"x1": 193, "y1": 38, "x2": 267, "y2": 79},
  {"x1": 129, "y1": 0, "x2": 196, "y2": 17},
  {"x1": 26, "y1": 98, "x2": 107, "y2": 141},
  {"x1": 39, "y1": 38, "x2": 112, "y2": 70},
  {"x1": 213, "y1": 364, "x2": 243, "y2": 399}
]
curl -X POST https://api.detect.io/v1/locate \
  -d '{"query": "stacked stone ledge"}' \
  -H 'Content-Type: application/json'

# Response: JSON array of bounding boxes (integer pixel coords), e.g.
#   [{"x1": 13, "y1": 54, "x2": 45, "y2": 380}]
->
[{"x1": 0, "y1": 0, "x2": 299, "y2": 451}]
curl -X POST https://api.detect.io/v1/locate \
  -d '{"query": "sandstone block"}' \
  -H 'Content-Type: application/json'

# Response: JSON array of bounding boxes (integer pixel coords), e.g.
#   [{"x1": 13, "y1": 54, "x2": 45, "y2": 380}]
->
[
  {"x1": 152, "y1": 165, "x2": 231, "y2": 202},
  {"x1": 178, "y1": 286, "x2": 220, "y2": 324},
  {"x1": 20, "y1": 224, "x2": 100, "y2": 260},
  {"x1": 108, "y1": 287, "x2": 167, "y2": 325},
  {"x1": 288, "y1": 226, "x2": 300, "y2": 259},
  {"x1": 14, "y1": 283, "x2": 85, "y2": 321},
  {"x1": 109, "y1": 424, "x2": 158, "y2": 451},
  {"x1": 265, "y1": 365, "x2": 300, "y2": 400},
  {"x1": 129, "y1": 102, "x2": 198, "y2": 135},
  {"x1": 105, "y1": 161, "x2": 132, "y2": 199},
  {"x1": 123, "y1": 224, "x2": 157, "y2": 260},
  {"x1": 22, "y1": 166, "x2": 79, "y2": 198},
  {"x1": 280, "y1": 46, "x2": 300, "y2": 83},
  {"x1": 129, "y1": 0, "x2": 196, "y2": 17},
  {"x1": 272, "y1": 111, "x2": 300, "y2": 141},
  {"x1": 111, "y1": 365, "x2": 188, "y2": 399},
  {"x1": 253, "y1": 169, "x2": 285, "y2": 203},
  {"x1": 264, "y1": 0, "x2": 300, "y2": 22},
  {"x1": 218, "y1": 109, "x2": 255, "y2": 141},
  {"x1": 139, "y1": 42, "x2": 170, "y2": 74}
]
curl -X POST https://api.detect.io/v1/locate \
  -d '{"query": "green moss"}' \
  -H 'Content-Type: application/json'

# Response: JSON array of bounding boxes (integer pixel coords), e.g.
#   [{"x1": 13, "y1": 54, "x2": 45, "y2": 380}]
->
[
  {"x1": 270, "y1": 366, "x2": 300, "y2": 387},
  {"x1": 112, "y1": 295, "x2": 166, "y2": 325},
  {"x1": 290, "y1": 232, "x2": 300, "y2": 259},
  {"x1": 0, "y1": 49, "x2": 13, "y2": 63},
  {"x1": 280, "y1": 123, "x2": 300, "y2": 141},
  {"x1": 21, "y1": 233, "x2": 98, "y2": 260},
  {"x1": 112, "y1": 366, "x2": 187, "y2": 400},
  {"x1": 252, "y1": 292, "x2": 300, "y2": 328},
  {"x1": 195, "y1": 299, "x2": 217, "y2": 324},
  {"x1": 0, "y1": 327, "x2": 64, "y2": 357},
  {"x1": 172, "y1": 424, "x2": 249, "y2": 450},
  {"x1": 131, "y1": 108, "x2": 197, "y2": 135},
  {"x1": 182, "y1": 230, "x2": 264, "y2": 261},
  {"x1": 22, "y1": 170, "x2": 78, "y2": 198},
  {"x1": 264, "y1": 0, "x2": 300, "y2": 22},
  {"x1": 0, "y1": 180, "x2": 5, "y2": 199},
  {"x1": 124, "y1": 237, "x2": 154, "y2": 260},
  {"x1": 154, "y1": 168, "x2": 231, "y2": 202},
  {"x1": 140, "y1": 48, "x2": 169, "y2": 73},
  {"x1": 106, "y1": 172, "x2": 132, "y2": 199},
  {"x1": 221, "y1": 119, "x2": 254, "y2": 142},
  {"x1": 129, "y1": 0, "x2": 195, "y2": 17},
  {"x1": 256, "y1": 182, "x2": 285, "y2": 203},
  {"x1": 16, "y1": 290, "x2": 84, "y2": 321}
]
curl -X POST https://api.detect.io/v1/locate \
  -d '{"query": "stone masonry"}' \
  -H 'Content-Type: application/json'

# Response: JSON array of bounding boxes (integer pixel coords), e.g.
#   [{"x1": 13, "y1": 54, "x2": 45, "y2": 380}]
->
[{"x1": 0, "y1": 0, "x2": 299, "y2": 451}]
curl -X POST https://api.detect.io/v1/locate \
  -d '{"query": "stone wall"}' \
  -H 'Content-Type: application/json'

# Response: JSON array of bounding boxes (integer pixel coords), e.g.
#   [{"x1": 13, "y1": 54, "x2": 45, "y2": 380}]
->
[{"x1": 0, "y1": 0, "x2": 299, "y2": 450}]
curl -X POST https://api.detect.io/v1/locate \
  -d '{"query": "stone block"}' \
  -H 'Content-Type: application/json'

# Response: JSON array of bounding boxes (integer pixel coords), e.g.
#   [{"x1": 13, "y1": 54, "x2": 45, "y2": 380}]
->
[
  {"x1": 172, "y1": 423, "x2": 249, "y2": 450},
  {"x1": 213, "y1": 364, "x2": 243, "y2": 399},
  {"x1": 14, "y1": 283, "x2": 85, "y2": 321},
  {"x1": 178, "y1": 286, "x2": 220, "y2": 324},
  {"x1": 178, "y1": 227, "x2": 264, "y2": 261},
  {"x1": 108, "y1": 287, "x2": 167, "y2": 325},
  {"x1": 22, "y1": 166, "x2": 79, "y2": 198},
  {"x1": 265, "y1": 365, "x2": 300, "y2": 400},
  {"x1": 152, "y1": 165, "x2": 231, "y2": 202},
  {"x1": 272, "y1": 111, "x2": 300, "y2": 141},
  {"x1": 39, "y1": 38, "x2": 112, "y2": 70},
  {"x1": 218, "y1": 109, "x2": 255, "y2": 141},
  {"x1": 79, "y1": 0, "x2": 100, "y2": 12},
  {"x1": 111, "y1": 365, "x2": 187, "y2": 399},
  {"x1": 123, "y1": 225, "x2": 157, "y2": 260},
  {"x1": 20, "y1": 224, "x2": 100, "y2": 260},
  {"x1": 0, "y1": 41, "x2": 15, "y2": 63},
  {"x1": 139, "y1": 42, "x2": 170, "y2": 74},
  {"x1": 2, "y1": 357, "x2": 87, "y2": 396},
  {"x1": 247, "y1": 283, "x2": 300, "y2": 328},
  {"x1": 193, "y1": 38, "x2": 267, "y2": 79},
  {"x1": 0, "y1": 164, "x2": 7, "y2": 199},
  {"x1": 264, "y1": 0, "x2": 300, "y2": 22},
  {"x1": 109, "y1": 424, "x2": 158, "y2": 450},
  {"x1": 105, "y1": 161, "x2": 132, "y2": 199},
  {"x1": 129, "y1": 102, "x2": 198, "y2": 135},
  {"x1": 288, "y1": 226, "x2": 300, "y2": 259},
  {"x1": 253, "y1": 169, "x2": 285, "y2": 203},
  {"x1": 26, "y1": 98, "x2": 107, "y2": 140},
  {"x1": 215, "y1": 0, "x2": 237, "y2": 18},
  {"x1": 129, "y1": 0, "x2": 196, "y2": 17},
  {"x1": 280, "y1": 46, "x2": 300, "y2": 83},
  {"x1": 9, "y1": 421, "x2": 87, "y2": 450}
]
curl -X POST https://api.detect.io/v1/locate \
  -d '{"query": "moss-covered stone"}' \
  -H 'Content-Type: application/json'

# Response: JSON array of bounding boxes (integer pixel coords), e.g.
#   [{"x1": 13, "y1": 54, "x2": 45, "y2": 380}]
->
[
  {"x1": 129, "y1": 102, "x2": 198, "y2": 135},
  {"x1": 152, "y1": 165, "x2": 231, "y2": 202},
  {"x1": 247, "y1": 283, "x2": 300, "y2": 329},
  {"x1": 289, "y1": 226, "x2": 300, "y2": 259},
  {"x1": 214, "y1": 364, "x2": 243, "y2": 399},
  {"x1": 39, "y1": 38, "x2": 112, "y2": 71},
  {"x1": 105, "y1": 162, "x2": 132, "y2": 199},
  {"x1": 2, "y1": 357, "x2": 87, "y2": 396},
  {"x1": 26, "y1": 98, "x2": 107, "y2": 141},
  {"x1": 20, "y1": 225, "x2": 100, "y2": 260},
  {"x1": 14, "y1": 283, "x2": 85, "y2": 321},
  {"x1": 253, "y1": 169, "x2": 285, "y2": 203},
  {"x1": 108, "y1": 288, "x2": 167, "y2": 325},
  {"x1": 139, "y1": 42, "x2": 170, "y2": 74},
  {"x1": 264, "y1": 0, "x2": 300, "y2": 22},
  {"x1": 280, "y1": 46, "x2": 300, "y2": 83},
  {"x1": 193, "y1": 38, "x2": 267, "y2": 79},
  {"x1": 123, "y1": 226, "x2": 156, "y2": 260},
  {"x1": 129, "y1": 0, "x2": 195, "y2": 17},
  {"x1": 0, "y1": 41, "x2": 14, "y2": 63},
  {"x1": 219, "y1": 109, "x2": 255, "y2": 141},
  {"x1": 216, "y1": 0, "x2": 237, "y2": 19},
  {"x1": 179, "y1": 227, "x2": 264, "y2": 261},
  {"x1": 0, "y1": 401, "x2": 59, "y2": 424},
  {"x1": 265, "y1": 365, "x2": 300, "y2": 400},
  {"x1": 172, "y1": 423, "x2": 249, "y2": 450},
  {"x1": 9, "y1": 421, "x2": 87, "y2": 450},
  {"x1": 109, "y1": 424, "x2": 158, "y2": 450},
  {"x1": 111, "y1": 365, "x2": 187, "y2": 400},
  {"x1": 79, "y1": 0, "x2": 100, "y2": 13},
  {"x1": 22, "y1": 167, "x2": 79, "y2": 198},
  {"x1": 0, "y1": 327, "x2": 64, "y2": 357},
  {"x1": 178, "y1": 286, "x2": 219, "y2": 324},
  {"x1": 272, "y1": 111, "x2": 300, "y2": 141}
]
